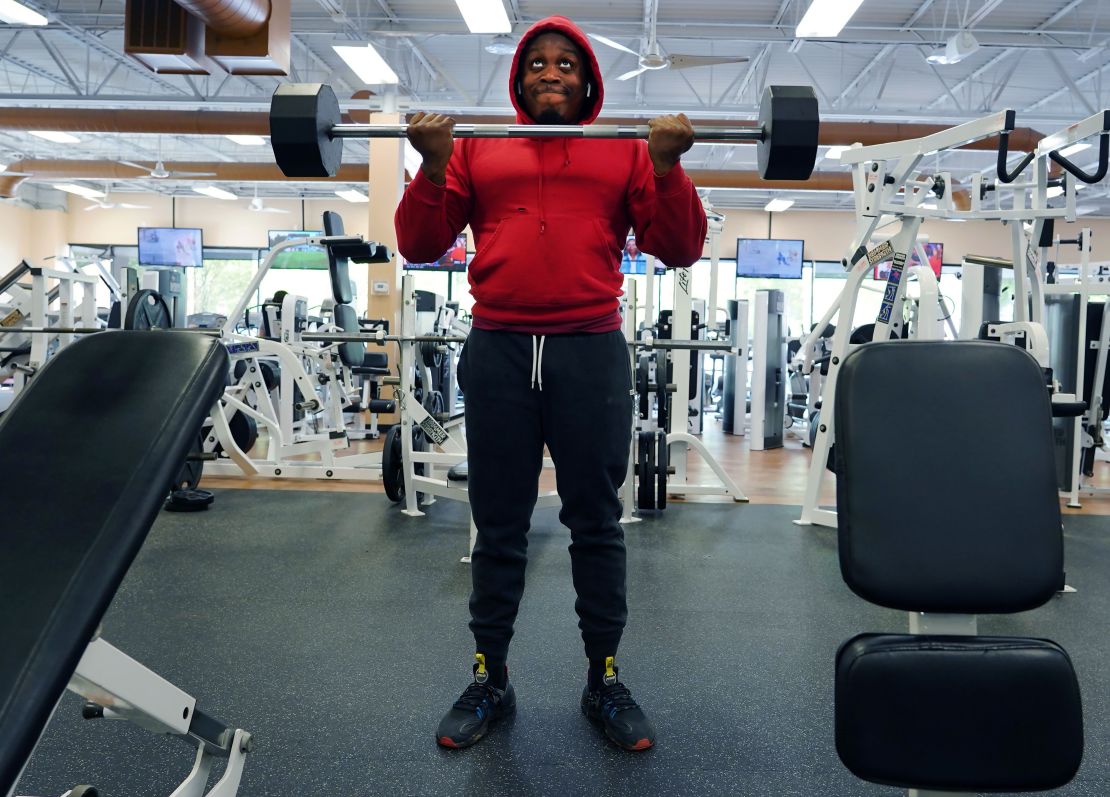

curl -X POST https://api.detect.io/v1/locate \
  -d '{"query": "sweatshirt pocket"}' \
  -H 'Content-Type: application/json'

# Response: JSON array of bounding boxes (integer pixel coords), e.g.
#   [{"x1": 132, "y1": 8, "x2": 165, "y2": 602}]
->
[{"x1": 470, "y1": 213, "x2": 620, "y2": 309}]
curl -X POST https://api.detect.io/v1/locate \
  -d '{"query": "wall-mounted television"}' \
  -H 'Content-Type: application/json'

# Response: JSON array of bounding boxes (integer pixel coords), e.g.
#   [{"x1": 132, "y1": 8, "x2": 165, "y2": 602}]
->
[
  {"x1": 403, "y1": 233, "x2": 468, "y2": 272},
  {"x1": 737, "y1": 238, "x2": 804, "y2": 279},
  {"x1": 619, "y1": 235, "x2": 665, "y2": 275},
  {"x1": 137, "y1": 227, "x2": 203, "y2": 268},
  {"x1": 268, "y1": 230, "x2": 327, "y2": 270},
  {"x1": 874, "y1": 242, "x2": 943, "y2": 280}
]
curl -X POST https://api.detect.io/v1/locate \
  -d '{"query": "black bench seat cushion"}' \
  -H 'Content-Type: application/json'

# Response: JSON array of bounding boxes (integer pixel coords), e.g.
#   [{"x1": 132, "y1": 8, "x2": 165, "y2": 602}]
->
[
  {"x1": 836, "y1": 633, "x2": 1083, "y2": 792},
  {"x1": 834, "y1": 341, "x2": 1064, "y2": 614},
  {"x1": 0, "y1": 331, "x2": 229, "y2": 793}
]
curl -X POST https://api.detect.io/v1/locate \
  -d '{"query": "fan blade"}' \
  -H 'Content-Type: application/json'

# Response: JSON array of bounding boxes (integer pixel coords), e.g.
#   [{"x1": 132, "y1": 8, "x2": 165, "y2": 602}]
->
[
  {"x1": 588, "y1": 33, "x2": 640, "y2": 57},
  {"x1": 118, "y1": 203, "x2": 150, "y2": 209},
  {"x1": 262, "y1": 207, "x2": 290, "y2": 213},
  {"x1": 117, "y1": 160, "x2": 150, "y2": 172},
  {"x1": 617, "y1": 66, "x2": 650, "y2": 81},
  {"x1": 167, "y1": 170, "x2": 217, "y2": 178},
  {"x1": 83, "y1": 204, "x2": 101, "y2": 212},
  {"x1": 667, "y1": 54, "x2": 750, "y2": 70}
]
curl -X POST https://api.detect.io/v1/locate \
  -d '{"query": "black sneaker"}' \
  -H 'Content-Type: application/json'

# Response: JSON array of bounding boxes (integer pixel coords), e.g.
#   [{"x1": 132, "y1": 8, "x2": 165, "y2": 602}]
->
[
  {"x1": 436, "y1": 654, "x2": 515, "y2": 749},
  {"x1": 581, "y1": 658, "x2": 656, "y2": 751}
]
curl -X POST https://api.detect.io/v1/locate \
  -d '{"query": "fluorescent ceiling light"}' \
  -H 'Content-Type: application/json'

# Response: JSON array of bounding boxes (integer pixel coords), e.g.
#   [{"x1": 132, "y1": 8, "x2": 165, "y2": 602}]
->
[
  {"x1": 823, "y1": 145, "x2": 849, "y2": 161},
  {"x1": 336, "y1": 188, "x2": 369, "y2": 203},
  {"x1": 1059, "y1": 142, "x2": 1091, "y2": 158},
  {"x1": 1047, "y1": 186, "x2": 1065, "y2": 198},
  {"x1": 55, "y1": 183, "x2": 106, "y2": 199},
  {"x1": 454, "y1": 0, "x2": 511, "y2": 34},
  {"x1": 764, "y1": 198, "x2": 794, "y2": 212},
  {"x1": 796, "y1": 0, "x2": 864, "y2": 38},
  {"x1": 193, "y1": 185, "x2": 237, "y2": 200},
  {"x1": 226, "y1": 134, "x2": 266, "y2": 146},
  {"x1": 926, "y1": 31, "x2": 980, "y2": 65},
  {"x1": 29, "y1": 130, "x2": 80, "y2": 144},
  {"x1": 333, "y1": 43, "x2": 399, "y2": 84},
  {"x1": 0, "y1": 0, "x2": 48, "y2": 26}
]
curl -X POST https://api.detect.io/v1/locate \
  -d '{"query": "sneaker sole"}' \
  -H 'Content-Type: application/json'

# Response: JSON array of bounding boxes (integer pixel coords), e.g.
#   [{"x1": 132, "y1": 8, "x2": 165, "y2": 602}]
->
[
  {"x1": 583, "y1": 705, "x2": 654, "y2": 752},
  {"x1": 436, "y1": 703, "x2": 516, "y2": 750}
]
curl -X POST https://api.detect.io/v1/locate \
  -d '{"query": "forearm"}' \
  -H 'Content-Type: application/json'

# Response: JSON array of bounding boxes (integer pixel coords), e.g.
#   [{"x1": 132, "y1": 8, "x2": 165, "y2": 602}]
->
[
  {"x1": 636, "y1": 163, "x2": 708, "y2": 268},
  {"x1": 394, "y1": 169, "x2": 465, "y2": 262}
]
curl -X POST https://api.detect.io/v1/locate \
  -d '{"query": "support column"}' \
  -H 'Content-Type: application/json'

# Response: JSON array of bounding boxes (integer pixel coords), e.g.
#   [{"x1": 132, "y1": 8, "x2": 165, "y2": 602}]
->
[{"x1": 367, "y1": 109, "x2": 405, "y2": 424}]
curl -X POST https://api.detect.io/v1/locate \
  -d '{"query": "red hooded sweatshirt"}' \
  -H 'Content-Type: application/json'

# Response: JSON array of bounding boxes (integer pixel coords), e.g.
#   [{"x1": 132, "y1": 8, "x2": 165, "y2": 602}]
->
[{"x1": 394, "y1": 15, "x2": 707, "y2": 332}]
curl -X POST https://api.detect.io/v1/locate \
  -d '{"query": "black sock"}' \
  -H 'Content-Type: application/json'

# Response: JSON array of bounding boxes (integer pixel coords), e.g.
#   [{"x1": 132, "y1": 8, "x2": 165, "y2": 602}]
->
[{"x1": 484, "y1": 657, "x2": 508, "y2": 689}]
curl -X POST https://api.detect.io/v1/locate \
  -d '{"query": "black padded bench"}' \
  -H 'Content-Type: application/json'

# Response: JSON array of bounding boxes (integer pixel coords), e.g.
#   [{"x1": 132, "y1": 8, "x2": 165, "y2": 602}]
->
[
  {"x1": 833, "y1": 341, "x2": 1083, "y2": 794},
  {"x1": 0, "y1": 331, "x2": 251, "y2": 797}
]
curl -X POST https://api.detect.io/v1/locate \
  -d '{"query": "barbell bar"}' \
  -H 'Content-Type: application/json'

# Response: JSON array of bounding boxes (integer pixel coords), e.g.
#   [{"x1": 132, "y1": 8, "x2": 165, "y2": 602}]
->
[
  {"x1": 269, "y1": 83, "x2": 820, "y2": 182},
  {"x1": 300, "y1": 332, "x2": 468, "y2": 344}
]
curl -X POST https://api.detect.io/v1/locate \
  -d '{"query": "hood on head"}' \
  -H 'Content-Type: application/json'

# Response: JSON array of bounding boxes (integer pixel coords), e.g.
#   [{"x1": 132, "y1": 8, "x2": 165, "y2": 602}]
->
[{"x1": 509, "y1": 15, "x2": 604, "y2": 125}]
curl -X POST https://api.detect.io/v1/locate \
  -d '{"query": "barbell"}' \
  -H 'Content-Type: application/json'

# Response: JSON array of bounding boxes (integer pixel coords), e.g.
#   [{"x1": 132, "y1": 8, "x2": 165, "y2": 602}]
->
[{"x1": 269, "y1": 83, "x2": 820, "y2": 182}]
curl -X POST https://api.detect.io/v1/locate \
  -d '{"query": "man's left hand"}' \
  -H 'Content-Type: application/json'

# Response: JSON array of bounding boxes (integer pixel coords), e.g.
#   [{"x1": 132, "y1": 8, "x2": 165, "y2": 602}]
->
[{"x1": 647, "y1": 113, "x2": 694, "y2": 176}]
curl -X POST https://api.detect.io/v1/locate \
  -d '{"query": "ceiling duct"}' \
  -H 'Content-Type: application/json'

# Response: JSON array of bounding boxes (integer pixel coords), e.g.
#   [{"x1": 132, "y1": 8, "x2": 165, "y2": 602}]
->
[
  {"x1": 0, "y1": 160, "x2": 369, "y2": 198},
  {"x1": 125, "y1": 0, "x2": 289, "y2": 76}
]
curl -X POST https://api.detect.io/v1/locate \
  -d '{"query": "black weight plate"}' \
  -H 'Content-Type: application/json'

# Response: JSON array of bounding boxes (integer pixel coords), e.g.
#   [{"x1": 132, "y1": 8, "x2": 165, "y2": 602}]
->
[
  {"x1": 214, "y1": 411, "x2": 259, "y2": 454},
  {"x1": 260, "y1": 361, "x2": 280, "y2": 391},
  {"x1": 164, "y1": 488, "x2": 215, "y2": 512},
  {"x1": 656, "y1": 429, "x2": 668, "y2": 511},
  {"x1": 124, "y1": 289, "x2": 172, "y2": 330},
  {"x1": 383, "y1": 424, "x2": 404, "y2": 502},
  {"x1": 420, "y1": 340, "x2": 444, "y2": 370},
  {"x1": 637, "y1": 430, "x2": 655, "y2": 511},
  {"x1": 270, "y1": 83, "x2": 344, "y2": 178},
  {"x1": 637, "y1": 355, "x2": 650, "y2": 419},
  {"x1": 757, "y1": 85, "x2": 820, "y2": 181}
]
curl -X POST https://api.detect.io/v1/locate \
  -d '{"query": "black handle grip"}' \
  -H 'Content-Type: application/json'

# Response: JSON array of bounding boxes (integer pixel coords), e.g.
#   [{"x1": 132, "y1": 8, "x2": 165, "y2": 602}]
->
[
  {"x1": 996, "y1": 131, "x2": 1034, "y2": 184},
  {"x1": 1048, "y1": 133, "x2": 1109, "y2": 184}
]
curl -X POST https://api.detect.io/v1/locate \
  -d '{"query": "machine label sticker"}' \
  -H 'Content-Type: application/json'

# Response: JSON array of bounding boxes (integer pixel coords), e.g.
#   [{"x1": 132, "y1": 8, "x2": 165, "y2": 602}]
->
[
  {"x1": 1026, "y1": 244, "x2": 1040, "y2": 273},
  {"x1": 677, "y1": 268, "x2": 691, "y2": 296},
  {"x1": 419, "y1": 416, "x2": 449, "y2": 446},
  {"x1": 876, "y1": 252, "x2": 908, "y2": 325},
  {"x1": 1, "y1": 308, "x2": 24, "y2": 327},
  {"x1": 866, "y1": 241, "x2": 894, "y2": 265},
  {"x1": 226, "y1": 341, "x2": 260, "y2": 355}
]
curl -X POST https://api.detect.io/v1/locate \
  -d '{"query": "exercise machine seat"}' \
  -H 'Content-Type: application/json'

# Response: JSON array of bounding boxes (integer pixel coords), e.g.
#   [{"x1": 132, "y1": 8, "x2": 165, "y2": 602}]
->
[
  {"x1": 836, "y1": 633, "x2": 1083, "y2": 791},
  {"x1": 833, "y1": 340, "x2": 1082, "y2": 793},
  {"x1": 834, "y1": 341, "x2": 1063, "y2": 613},
  {"x1": 0, "y1": 331, "x2": 229, "y2": 794},
  {"x1": 322, "y1": 210, "x2": 354, "y2": 306},
  {"x1": 333, "y1": 303, "x2": 365, "y2": 369}
]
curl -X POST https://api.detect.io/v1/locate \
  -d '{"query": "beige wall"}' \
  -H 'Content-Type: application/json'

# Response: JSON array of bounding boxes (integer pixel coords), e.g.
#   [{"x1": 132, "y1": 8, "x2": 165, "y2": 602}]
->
[
  {"x1": 0, "y1": 202, "x2": 67, "y2": 268},
  {"x1": 63, "y1": 195, "x2": 378, "y2": 248}
]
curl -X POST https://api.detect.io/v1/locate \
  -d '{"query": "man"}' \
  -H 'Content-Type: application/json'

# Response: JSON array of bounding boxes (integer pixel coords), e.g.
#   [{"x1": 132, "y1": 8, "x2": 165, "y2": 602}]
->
[{"x1": 395, "y1": 15, "x2": 706, "y2": 752}]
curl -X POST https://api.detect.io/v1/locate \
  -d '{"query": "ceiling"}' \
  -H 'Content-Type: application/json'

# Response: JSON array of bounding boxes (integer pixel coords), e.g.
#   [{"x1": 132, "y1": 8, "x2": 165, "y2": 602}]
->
[{"x1": 2, "y1": 0, "x2": 1109, "y2": 213}]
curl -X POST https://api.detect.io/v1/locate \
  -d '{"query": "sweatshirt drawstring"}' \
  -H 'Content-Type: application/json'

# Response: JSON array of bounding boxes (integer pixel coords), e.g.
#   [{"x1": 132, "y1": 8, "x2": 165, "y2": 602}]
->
[{"x1": 530, "y1": 335, "x2": 547, "y2": 391}]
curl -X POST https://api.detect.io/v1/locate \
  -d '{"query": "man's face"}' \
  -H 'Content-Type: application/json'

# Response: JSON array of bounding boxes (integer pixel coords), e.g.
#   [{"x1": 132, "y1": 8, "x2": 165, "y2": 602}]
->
[{"x1": 520, "y1": 32, "x2": 587, "y2": 124}]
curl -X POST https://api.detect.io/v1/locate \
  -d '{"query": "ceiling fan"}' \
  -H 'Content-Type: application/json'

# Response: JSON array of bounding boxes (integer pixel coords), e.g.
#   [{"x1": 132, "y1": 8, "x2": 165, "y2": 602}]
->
[
  {"x1": 588, "y1": 0, "x2": 749, "y2": 81},
  {"x1": 84, "y1": 192, "x2": 150, "y2": 212},
  {"x1": 117, "y1": 159, "x2": 217, "y2": 179},
  {"x1": 588, "y1": 33, "x2": 749, "y2": 81},
  {"x1": 248, "y1": 185, "x2": 289, "y2": 214}
]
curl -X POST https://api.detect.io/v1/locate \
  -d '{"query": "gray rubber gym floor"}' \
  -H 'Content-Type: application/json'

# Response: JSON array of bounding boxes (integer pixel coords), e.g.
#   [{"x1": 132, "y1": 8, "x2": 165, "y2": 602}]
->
[{"x1": 17, "y1": 492, "x2": 1110, "y2": 796}]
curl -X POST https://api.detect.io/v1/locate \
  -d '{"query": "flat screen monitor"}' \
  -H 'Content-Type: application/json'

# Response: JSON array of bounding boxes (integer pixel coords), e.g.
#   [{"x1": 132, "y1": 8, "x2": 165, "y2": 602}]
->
[
  {"x1": 736, "y1": 238, "x2": 804, "y2": 279},
  {"x1": 268, "y1": 230, "x2": 327, "y2": 270},
  {"x1": 403, "y1": 233, "x2": 468, "y2": 272},
  {"x1": 619, "y1": 235, "x2": 665, "y2": 275},
  {"x1": 874, "y1": 242, "x2": 943, "y2": 280},
  {"x1": 137, "y1": 227, "x2": 203, "y2": 268}
]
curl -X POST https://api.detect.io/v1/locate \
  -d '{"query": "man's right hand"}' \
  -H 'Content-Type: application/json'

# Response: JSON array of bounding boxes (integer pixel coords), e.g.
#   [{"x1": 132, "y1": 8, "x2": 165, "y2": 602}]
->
[{"x1": 407, "y1": 112, "x2": 455, "y2": 185}]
